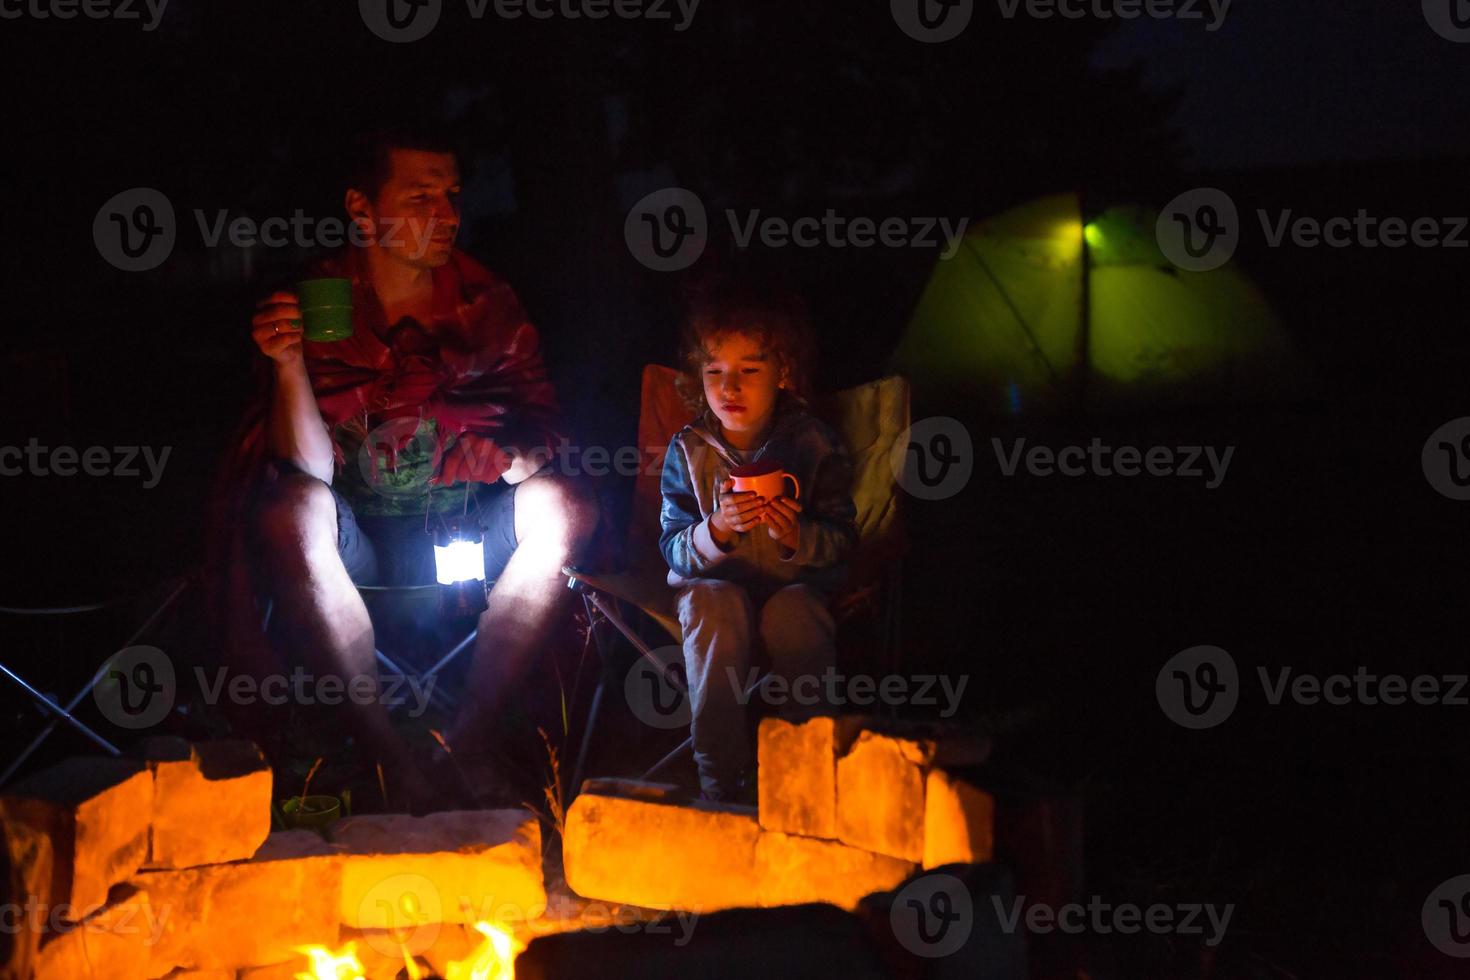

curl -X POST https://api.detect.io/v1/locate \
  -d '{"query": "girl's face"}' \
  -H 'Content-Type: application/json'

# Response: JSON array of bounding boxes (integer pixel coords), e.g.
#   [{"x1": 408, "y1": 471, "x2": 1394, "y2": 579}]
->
[{"x1": 700, "y1": 331, "x2": 786, "y2": 449}]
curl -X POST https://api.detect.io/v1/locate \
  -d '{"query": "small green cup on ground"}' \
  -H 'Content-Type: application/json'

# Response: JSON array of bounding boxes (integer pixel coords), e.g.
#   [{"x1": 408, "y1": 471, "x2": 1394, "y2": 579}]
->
[
  {"x1": 279, "y1": 794, "x2": 342, "y2": 831},
  {"x1": 296, "y1": 277, "x2": 355, "y2": 342}
]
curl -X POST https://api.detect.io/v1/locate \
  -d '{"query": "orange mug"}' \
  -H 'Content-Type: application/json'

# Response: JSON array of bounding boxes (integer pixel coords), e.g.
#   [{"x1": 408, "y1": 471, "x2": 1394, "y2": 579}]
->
[{"x1": 729, "y1": 460, "x2": 800, "y2": 503}]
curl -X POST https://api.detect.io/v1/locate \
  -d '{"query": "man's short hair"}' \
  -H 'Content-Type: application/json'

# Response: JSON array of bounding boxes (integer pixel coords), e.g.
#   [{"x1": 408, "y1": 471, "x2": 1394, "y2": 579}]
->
[{"x1": 345, "y1": 124, "x2": 461, "y2": 201}]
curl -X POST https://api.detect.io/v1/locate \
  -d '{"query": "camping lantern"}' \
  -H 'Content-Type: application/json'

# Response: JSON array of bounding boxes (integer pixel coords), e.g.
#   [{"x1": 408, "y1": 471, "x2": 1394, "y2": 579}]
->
[{"x1": 433, "y1": 518, "x2": 488, "y2": 617}]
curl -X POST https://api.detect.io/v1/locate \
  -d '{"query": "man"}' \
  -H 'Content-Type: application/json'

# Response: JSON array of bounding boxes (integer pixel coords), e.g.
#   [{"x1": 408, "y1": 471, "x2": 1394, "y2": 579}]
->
[{"x1": 229, "y1": 126, "x2": 597, "y2": 808}]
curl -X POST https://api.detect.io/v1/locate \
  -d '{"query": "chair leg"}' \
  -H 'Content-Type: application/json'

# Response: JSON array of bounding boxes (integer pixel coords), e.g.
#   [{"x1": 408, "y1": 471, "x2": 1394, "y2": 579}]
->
[
  {"x1": 568, "y1": 591, "x2": 615, "y2": 802},
  {"x1": 638, "y1": 672, "x2": 770, "y2": 781},
  {"x1": 568, "y1": 678, "x2": 606, "y2": 804},
  {"x1": 376, "y1": 648, "x2": 457, "y2": 714},
  {"x1": 639, "y1": 733, "x2": 692, "y2": 781}
]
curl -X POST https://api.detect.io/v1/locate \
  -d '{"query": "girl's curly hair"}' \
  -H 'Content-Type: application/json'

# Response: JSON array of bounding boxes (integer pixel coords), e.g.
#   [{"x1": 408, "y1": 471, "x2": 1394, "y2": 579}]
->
[{"x1": 674, "y1": 279, "x2": 816, "y2": 416}]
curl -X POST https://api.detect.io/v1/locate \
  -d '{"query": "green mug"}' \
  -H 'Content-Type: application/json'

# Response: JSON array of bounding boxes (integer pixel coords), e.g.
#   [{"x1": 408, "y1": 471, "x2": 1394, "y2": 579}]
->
[{"x1": 296, "y1": 277, "x2": 354, "y2": 342}]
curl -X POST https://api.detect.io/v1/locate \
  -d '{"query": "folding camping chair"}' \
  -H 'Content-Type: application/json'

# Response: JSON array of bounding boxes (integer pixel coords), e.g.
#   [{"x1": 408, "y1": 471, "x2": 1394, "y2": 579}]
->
[
  {"x1": 564, "y1": 365, "x2": 911, "y2": 794},
  {"x1": 257, "y1": 583, "x2": 476, "y2": 716},
  {"x1": 1, "y1": 575, "x2": 193, "y2": 787}
]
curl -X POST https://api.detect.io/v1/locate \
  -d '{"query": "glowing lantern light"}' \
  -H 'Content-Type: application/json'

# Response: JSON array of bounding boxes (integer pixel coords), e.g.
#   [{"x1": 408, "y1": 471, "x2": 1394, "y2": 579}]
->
[{"x1": 433, "y1": 518, "x2": 489, "y2": 617}]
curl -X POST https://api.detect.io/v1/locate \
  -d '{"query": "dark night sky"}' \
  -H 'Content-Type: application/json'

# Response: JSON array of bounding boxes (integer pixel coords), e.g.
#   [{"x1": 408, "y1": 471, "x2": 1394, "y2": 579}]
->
[{"x1": 1093, "y1": 1, "x2": 1470, "y2": 169}]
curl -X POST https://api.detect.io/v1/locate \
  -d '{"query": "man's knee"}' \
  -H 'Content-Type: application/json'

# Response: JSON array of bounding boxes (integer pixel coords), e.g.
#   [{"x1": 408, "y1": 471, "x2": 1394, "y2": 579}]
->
[
  {"x1": 514, "y1": 473, "x2": 599, "y2": 547},
  {"x1": 254, "y1": 472, "x2": 337, "y2": 558}
]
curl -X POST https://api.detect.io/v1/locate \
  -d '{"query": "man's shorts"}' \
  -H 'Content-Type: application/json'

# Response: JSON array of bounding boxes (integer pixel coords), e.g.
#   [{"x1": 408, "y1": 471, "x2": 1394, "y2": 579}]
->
[{"x1": 254, "y1": 462, "x2": 520, "y2": 589}]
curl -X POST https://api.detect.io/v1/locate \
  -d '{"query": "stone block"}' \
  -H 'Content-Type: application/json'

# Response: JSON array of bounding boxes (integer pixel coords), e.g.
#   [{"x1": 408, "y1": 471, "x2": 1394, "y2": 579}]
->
[
  {"x1": 755, "y1": 832, "x2": 916, "y2": 911},
  {"x1": 923, "y1": 769, "x2": 995, "y2": 869},
  {"x1": 757, "y1": 717, "x2": 837, "y2": 839},
  {"x1": 1, "y1": 757, "x2": 153, "y2": 914},
  {"x1": 23, "y1": 886, "x2": 160, "y2": 980},
  {"x1": 563, "y1": 784, "x2": 760, "y2": 912},
  {"x1": 141, "y1": 739, "x2": 272, "y2": 870},
  {"x1": 329, "y1": 810, "x2": 545, "y2": 929},
  {"x1": 835, "y1": 731, "x2": 934, "y2": 863},
  {"x1": 134, "y1": 829, "x2": 343, "y2": 974}
]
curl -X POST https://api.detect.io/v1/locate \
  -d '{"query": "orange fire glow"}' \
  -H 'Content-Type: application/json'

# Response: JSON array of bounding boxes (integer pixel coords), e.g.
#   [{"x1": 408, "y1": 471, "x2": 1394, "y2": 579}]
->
[
  {"x1": 294, "y1": 941, "x2": 365, "y2": 980},
  {"x1": 445, "y1": 920, "x2": 524, "y2": 980},
  {"x1": 293, "y1": 921, "x2": 522, "y2": 980}
]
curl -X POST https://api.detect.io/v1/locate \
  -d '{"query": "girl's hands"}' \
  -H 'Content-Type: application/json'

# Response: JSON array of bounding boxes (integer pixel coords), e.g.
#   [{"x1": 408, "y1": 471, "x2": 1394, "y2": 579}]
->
[
  {"x1": 763, "y1": 495, "x2": 803, "y2": 553},
  {"x1": 710, "y1": 478, "x2": 765, "y2": 545}
]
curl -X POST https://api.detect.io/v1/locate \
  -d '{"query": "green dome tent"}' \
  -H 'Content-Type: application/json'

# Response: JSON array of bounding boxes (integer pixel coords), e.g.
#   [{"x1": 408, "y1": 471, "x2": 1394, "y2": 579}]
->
[{"x1": 889, "y1": 193, "x2": 1301, "y2": 415}]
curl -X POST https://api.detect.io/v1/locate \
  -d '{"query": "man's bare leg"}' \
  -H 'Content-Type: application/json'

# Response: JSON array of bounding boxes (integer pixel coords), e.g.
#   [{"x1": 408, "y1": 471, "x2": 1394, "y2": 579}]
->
[
  {"x1": 450, "y1": 473, "x2": 599, "y2": 763},
  {"x1": 254, "y1": 472, "x2": 435, "y2": 810}
]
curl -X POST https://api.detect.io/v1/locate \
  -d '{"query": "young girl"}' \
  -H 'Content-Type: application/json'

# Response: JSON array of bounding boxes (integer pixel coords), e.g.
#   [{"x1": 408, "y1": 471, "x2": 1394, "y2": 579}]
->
[{"x1": 658, "y1": 288, "x2": 857, "y2": 802}]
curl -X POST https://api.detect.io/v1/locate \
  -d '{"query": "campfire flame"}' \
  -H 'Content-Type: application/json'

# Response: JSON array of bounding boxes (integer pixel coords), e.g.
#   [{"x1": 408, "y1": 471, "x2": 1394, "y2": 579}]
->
[
  {"x1": 293, "y1": 921, "x2": 521, "y2": 980},
  {"x1": 444, "y1": 921, "x2": 524, "y2": 980},
  {"x1": 294, "y1": 941, "x2": 365, "y2": 980}
]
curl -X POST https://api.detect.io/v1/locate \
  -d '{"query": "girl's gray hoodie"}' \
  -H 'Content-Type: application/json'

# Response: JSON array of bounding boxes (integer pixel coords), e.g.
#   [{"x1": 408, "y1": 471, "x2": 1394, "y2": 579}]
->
[{"x1": 659, "y1": 406, "x2": 857, "y2": 595}]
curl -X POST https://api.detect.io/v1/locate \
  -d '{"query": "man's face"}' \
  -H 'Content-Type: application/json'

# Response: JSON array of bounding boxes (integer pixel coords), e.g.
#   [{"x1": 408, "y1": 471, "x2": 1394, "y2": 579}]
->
[{"x1": 354, "y1": 149, "x2": 461, "y2": 269}]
